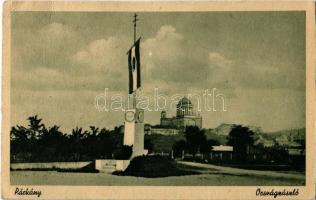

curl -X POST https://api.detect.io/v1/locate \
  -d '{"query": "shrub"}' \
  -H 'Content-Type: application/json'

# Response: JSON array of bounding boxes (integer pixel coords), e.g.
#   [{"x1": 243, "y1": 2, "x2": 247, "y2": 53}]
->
[
  {"x1": 117, "y1": 155, "x2": 200, "y2": 177},
  {"x1": 113, "y1": 145, "x2": 133, "y2": 160}
]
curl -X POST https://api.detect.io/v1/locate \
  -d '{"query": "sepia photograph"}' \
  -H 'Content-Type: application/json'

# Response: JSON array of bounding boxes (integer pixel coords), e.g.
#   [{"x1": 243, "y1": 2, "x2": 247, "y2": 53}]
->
[{"x1": 2, "y1": 1, "x2": 315, "y2": 199}]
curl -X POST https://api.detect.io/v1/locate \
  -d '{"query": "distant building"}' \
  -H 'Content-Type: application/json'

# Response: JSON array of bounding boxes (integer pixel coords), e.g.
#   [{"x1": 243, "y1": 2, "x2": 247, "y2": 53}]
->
[
  {"x1": 145, "y1": 126, "x2": 179, "y2": 136},
  {"x1": 160, "y1": 97, "x2": 202, "y2": 129},
  {"x1": 288, "y1": 148, "x2": 305, "y2": 156},
  {"x1": 210, "y1": 145, "x2": 233, "y2": 161}
]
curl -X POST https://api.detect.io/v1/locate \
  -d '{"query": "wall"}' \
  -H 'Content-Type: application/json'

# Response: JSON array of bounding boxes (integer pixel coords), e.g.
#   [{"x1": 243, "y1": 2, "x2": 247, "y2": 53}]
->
[
  {"x1": 11, "y1": 160, "x2": 131, "y2": 173},
  {"x1": 10, "y1": 162, "x2": 91, "y2": 170}
]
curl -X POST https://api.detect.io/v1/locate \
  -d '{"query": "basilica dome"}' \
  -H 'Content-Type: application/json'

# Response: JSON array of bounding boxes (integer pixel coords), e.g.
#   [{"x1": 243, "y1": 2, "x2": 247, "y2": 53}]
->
[
  {"x1": 176, "y1": 97, "x2": 193, "y2": 117},
  {"x1": 177, "y1": 97, "x2": 192, "y2": 106}
]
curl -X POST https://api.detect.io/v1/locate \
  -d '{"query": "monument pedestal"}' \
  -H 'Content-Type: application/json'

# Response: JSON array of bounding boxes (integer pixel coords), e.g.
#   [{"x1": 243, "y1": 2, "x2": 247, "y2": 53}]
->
[{"x1": 123, "y1": 108, "x2": 145, "y2": 157}]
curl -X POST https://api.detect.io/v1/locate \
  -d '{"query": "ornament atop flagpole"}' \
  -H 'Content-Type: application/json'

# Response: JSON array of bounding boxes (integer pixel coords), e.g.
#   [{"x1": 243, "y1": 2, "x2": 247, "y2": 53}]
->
[{"x1": 133, "y1": 13, "x2": 138, "y2": 43}]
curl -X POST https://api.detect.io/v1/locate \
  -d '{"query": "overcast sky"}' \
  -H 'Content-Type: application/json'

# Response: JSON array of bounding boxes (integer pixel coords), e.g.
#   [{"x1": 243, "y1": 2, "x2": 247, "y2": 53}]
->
[{"x1": 11, "y1": 11, "x2": 306, "y2": 132}]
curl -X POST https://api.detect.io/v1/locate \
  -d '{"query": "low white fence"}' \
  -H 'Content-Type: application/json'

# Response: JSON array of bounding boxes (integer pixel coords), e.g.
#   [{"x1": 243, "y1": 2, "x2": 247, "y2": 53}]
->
[
  {"x1": 10, "y1": 162, "x2": 91, "y2": 170},
  {"x1": 11, "y1": 160, "x2": 131, "y2": 173}
]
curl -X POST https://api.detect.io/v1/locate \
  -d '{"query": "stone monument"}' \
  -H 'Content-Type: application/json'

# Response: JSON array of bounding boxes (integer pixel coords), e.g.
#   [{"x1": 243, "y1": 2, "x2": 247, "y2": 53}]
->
[{"x1": 123, "y1": 14, "x2": 145, "y2": 158}]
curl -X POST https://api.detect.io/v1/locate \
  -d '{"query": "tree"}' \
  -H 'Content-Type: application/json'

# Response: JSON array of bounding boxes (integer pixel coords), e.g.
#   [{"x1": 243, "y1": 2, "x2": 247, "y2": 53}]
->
[
  {"x1": 113, "y1": 145, "x2": 133, "y2": 160},
  {"x1": 68, "y1": 127, "x2": 88, "y2": 161},
  {"x1": 10, "y1": 126, "x2": 31, "y2": 161},
  {"x1": 37, "y1": 125, "x2": 68, "y2": 162},
  {"x1": 144, "y1": 138, "x2": 154, "y2": 153},
  {"x1": 27, "y1": 115, "x2": 45, "y2": 139},
  {"x1": 200, "y1": 139, "x2": 220, "y2": 155},
  {"x1": 172, "y1": 140, "x2": 187, "y2": 158},
  {"x1": 89, "y1": 126, "x2": 99, "y2": 136},
  {"x1": 10, "y1": 115, "x2": 130, "y2": 162},
  {"x1": 84, "y1": 126, "x2": 100, "y2": 158},
  {"x1": 227, "y1": 125, "x2": 255, "y2": 162},
  {"x1": 184, "y1": 126, "x2": 206, "y2": 156},
  {"x1": 98, "y1": 128, "x2": 118, "y2": 158}
]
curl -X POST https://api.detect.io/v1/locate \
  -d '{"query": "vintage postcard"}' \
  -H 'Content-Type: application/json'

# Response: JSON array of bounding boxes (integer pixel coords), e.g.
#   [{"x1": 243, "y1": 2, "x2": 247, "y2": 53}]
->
[{"x1": 2, "y1": 1, "x2": 315, "y2": 199}]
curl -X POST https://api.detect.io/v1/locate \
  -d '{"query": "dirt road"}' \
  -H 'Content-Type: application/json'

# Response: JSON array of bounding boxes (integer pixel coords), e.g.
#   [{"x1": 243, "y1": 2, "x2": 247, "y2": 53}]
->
[{"x1": 178, "y1": 161, "x2": 304, "y2": 180}]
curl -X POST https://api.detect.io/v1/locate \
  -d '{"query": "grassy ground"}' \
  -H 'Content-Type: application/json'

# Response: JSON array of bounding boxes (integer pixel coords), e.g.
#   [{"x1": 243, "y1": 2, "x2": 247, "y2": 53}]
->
[
  {"x1": 10, "y1": 171, "x2": 303, "y2": 186},
  {"x1": 11, "y1": 161, "x2": 304, "y2": 186}
]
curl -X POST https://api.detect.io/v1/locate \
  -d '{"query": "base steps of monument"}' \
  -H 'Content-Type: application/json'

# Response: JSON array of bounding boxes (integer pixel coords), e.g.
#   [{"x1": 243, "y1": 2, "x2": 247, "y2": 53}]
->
[
  {"x1": 95, "y1": 160, "x2": 117, "y2": 174},
  {"x1": 98, "y1": 167, "x2": 116, "y2": 173},
  {"x1": 95, "y1": 159, "x2": 131, "y2": 173}
]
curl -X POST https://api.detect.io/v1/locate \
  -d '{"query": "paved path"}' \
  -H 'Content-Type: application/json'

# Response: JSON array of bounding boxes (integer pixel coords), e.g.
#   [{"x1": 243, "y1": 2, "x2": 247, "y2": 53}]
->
[{"x1": 178, "y1": 161, "x2": 305, "y2": 180}]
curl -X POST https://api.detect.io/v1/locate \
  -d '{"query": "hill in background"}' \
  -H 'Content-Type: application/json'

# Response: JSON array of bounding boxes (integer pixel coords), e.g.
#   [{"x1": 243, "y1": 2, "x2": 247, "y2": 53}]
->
[{"x1": 145, "y1": 123, "x2": 305, "y2": 153}]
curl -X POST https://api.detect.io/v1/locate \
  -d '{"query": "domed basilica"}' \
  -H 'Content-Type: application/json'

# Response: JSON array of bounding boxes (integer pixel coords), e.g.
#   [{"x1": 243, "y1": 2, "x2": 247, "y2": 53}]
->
[{"x1": 160, "y1": 97, "x2": 202, "y2": 129}]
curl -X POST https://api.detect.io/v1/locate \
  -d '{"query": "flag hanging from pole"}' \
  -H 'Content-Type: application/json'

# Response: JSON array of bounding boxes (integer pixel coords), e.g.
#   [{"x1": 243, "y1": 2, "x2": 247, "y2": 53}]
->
[{"x1": 127, "y1": 38, "x2": 141, "y2": 94}]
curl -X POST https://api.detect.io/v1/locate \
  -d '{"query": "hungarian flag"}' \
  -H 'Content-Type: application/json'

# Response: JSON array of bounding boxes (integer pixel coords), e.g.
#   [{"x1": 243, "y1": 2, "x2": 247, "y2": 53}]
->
[{"x1": 127, "y1": 38, "x2": 141, "y2": 94}]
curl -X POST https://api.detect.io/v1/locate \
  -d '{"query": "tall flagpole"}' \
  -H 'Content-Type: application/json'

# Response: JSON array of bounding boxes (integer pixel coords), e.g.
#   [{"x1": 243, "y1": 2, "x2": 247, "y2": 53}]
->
[
  {"x1": 132, "y1": 13, "x2": 138, "y2": 109},
  {"x1": 124, "y1": 13, "x2": 145, "y2": 158}
]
